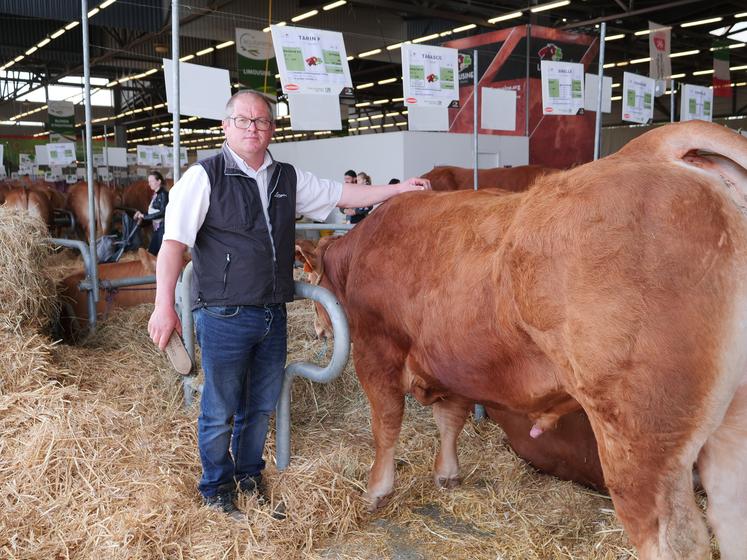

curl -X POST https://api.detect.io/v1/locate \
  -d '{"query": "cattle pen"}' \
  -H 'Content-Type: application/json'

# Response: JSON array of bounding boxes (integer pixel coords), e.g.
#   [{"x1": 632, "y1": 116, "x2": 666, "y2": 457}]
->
[{"x1": 4, "y1": 203, "x2": 718, "y2": 560}]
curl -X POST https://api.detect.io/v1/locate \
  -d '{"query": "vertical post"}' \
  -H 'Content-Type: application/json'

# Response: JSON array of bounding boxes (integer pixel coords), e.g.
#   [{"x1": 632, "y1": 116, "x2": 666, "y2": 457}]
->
[
  {"x1": 670, "y1": 80, "x2": 676, "y2": 122},
  {"x1": 472, "y1": 49, "x2": 478, "y2": 191},
  {"x1": 525, "y1": 24, "x2": 531, "y2": 137},
  {"x1": 172, "y1": 0, "x2": 181, "y2": 182},
  {"x1": 103, "y1": 123, "x2": 110, "y2": 187},
  {"x1": 594, "y1": 22, "x2": 606, "y2": 161},
  {"x1": 81, "y1": 0, "x2": 99, "y2": 331}
]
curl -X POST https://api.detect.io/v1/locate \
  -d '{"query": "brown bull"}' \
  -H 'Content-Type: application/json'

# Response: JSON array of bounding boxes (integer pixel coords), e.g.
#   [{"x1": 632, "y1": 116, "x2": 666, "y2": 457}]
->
[
  {"x1": 422, "y1": 164, "x2": 559, "y2": 192},
  {"x1": 295, "y1": 121, "x2": 747, "y2": 559},
  {"x1": 66, "y1": 182, "x2": 114, "y2": 239},
  {"x1": 58, "y1": 249, "x2": 157, "y2": 340},
  {"x1": 2, "y1": 186, "x2": 53, "y2": 228}
]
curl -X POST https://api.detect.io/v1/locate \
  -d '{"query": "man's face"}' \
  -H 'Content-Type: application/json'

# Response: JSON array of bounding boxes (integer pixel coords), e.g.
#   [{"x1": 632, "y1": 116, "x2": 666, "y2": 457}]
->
[
  {"x1": 222, "y1": 95, "x2": 275, "y2": 156},
  {"x1": 344, "y1": 175, "x2": 355, "y2": 184}
]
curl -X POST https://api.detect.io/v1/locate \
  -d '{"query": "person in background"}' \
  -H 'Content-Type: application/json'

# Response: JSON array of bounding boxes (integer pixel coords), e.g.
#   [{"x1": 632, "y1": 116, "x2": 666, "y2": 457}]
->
[
  {"x1": 134, "y1": 170, "x2": 169, "y2": 255},
  {"x1": 342, "y1": 171, "x2": 373, "y2": 224},
  {"x1": 147, "y1": 90, "x2": 431, "y2": 519}
]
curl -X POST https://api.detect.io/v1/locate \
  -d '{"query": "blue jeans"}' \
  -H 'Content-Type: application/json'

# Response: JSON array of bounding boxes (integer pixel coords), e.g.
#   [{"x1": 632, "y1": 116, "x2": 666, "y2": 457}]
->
[{"x1": 194, "y1": 304, "x2": 287, "y2": 498}]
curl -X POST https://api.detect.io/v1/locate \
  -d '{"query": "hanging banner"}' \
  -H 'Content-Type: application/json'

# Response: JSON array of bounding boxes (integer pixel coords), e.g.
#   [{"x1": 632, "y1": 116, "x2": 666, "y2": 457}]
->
[
  {"x1": 155, "y1": 146, "x2": 188, "y2": 167},
  {"x1": 622, "y1": 72, "x2": 655, "y2": 124},
  {"x1": 46, "y1": 142, "x2": 76, "y2": 166},
  {"x1": 680, "y1": 84, "x2": 713, "y2": 122},
  {"x1": 236, "y1": 28, "x2": 278, "y2": 95},
  {"x1": 401, "y1": 43, "x2": 459, "y2": 108},
  {"x1": 713, "y1": 39, "x2": 731, "y2": 98},
  {"x1": 648, "y1": 22, "x2": 671, "y2": 83},
  {"x1": 540, "y1": 60, "x2": 584, "y2": 115},
  {"x1": 270, "y1": 25, "x2": 352, "y2": 95},
  {"x1": 47, "y1": 101, "x2": 76, "y2": 142}
]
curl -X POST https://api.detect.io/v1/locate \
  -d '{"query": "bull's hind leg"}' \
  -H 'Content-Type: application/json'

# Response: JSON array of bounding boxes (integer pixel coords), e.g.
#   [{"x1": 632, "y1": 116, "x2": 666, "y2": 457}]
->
[
  {"x1": 697, "y1": 384, "x2": 747, "y2": 560},
  {"x1": 585, "y1": 406, "x2": 710, "y2": 560},
  {"x1": 432, "y1": 397, "x2": 470, "y2": 489},
  {"x1": 354, "y1": 344, "x2": 406, "y2": 512}
]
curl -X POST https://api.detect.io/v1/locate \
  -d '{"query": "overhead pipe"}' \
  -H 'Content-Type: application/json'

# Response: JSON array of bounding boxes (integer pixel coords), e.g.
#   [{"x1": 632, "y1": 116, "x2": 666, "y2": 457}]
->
[
  {"x1": 276, "y1": 282, "x2": 351, "y2": 470},
  {"x1": 81, "y1": 0, "x2": 99, "y2": 331}
]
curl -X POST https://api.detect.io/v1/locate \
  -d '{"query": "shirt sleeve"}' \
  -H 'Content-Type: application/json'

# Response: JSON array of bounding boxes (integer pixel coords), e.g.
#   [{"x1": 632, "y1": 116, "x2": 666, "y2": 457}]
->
[
  {"x1": 294, "y1": 166, "x2": 343, "y2": 222},
  {"x1": 163, "y1": 165, "x2": 211, "y2": 248}
]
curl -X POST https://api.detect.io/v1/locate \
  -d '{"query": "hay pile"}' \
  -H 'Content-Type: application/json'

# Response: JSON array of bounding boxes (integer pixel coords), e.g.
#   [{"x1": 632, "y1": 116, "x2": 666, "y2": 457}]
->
[{"x1": 1, "y1": 215, "x2": 642, "y2": 559}]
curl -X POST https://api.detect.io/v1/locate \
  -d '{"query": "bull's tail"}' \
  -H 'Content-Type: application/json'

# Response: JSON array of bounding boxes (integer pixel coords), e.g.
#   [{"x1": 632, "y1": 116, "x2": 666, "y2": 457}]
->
[{"x1": 618, "y1": 121, "x2": 747, "y2": 170}]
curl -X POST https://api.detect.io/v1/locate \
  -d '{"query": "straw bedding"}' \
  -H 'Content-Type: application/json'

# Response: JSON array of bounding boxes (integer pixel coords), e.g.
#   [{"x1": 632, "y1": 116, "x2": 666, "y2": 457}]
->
[{"x1": 0, "y1": 207, "x2": 661, "y2": 559}]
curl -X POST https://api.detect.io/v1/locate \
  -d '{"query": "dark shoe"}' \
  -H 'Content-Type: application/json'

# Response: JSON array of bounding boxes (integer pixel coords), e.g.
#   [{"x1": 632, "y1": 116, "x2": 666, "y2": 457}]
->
[
  {"x1": 204, "y1": 491, "x2": 244, "y2": 521},
  {"x1": 238, "y1": 475, "x2": 287, "y2": 520}
]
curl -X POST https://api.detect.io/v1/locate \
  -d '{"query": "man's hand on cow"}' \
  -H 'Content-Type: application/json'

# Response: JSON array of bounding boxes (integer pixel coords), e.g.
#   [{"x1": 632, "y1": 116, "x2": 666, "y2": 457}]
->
[
  {"x1": 398, "y1": 177, "x2": 432, "y2": 193},
  {"x1": 148, "y1": 304, "x2": 182, "y2": 351}
]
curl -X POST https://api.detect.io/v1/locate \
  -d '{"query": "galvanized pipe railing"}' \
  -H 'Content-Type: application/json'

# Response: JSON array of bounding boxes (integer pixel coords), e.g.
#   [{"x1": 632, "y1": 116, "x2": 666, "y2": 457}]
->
[
  {"x1": 276, "y1": 281, "x2": 350, "y2": 470},
  {"x1": 47, "y1": 237, "x2": 96, "y2": 327}
]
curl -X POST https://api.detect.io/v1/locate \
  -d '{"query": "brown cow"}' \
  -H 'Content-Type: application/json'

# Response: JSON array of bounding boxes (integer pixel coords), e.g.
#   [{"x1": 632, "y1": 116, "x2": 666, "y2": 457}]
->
[
  {"x1": 2, "y1": 186, "x2": 53, "y2": 227},
  {"x1": 422, "y1": 164, "x2": 558, "y2": 192},
  {"x1": 295, "y1": 121, "x2": 747, "y2": 559},
  {"x1": 58, "y1": 248, "x2": 157, "y2": 340},
  {"x1": 122, "y1": 179, "x2": 152, "y2": 213},
  {"x1": 66, "y1": 182, "x2": 114, "y2": 240}
]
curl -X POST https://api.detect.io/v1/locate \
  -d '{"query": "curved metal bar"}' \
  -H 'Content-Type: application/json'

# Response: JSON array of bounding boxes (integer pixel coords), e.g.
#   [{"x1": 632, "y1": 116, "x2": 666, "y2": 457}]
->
[
  {"x1": 46, "y1": 237, "x2": 95, "y2": 325},
  {"x1": 275, "y1": 281, "x2": 351, "y2": 470}
]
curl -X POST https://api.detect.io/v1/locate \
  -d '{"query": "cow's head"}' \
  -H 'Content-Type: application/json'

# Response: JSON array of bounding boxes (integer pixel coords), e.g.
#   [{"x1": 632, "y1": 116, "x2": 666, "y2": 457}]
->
[{"x1": 295, "y1": 238, "x2": 335, "y2": 340}]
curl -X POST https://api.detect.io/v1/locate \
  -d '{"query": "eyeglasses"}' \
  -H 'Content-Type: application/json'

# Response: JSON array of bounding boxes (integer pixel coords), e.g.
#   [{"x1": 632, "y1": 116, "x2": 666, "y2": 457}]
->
[{"x1": 228, "y1": 116, "x2": 273, "y2": 131}]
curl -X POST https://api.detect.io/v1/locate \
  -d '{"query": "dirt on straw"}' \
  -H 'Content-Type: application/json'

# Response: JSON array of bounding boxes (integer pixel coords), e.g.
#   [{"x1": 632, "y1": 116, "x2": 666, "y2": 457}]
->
[{"x1": 1, "y1": 215, "x2": 644, "y2": 559}]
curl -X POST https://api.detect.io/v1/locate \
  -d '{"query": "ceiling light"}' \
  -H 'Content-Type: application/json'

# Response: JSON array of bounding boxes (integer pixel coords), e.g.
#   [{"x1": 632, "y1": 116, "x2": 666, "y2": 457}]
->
[
  {"x1": 99, "y1": 0, "x2": 117, "y2": 8},
  {"x1": 670, "y1": 49, "x2": 699, "y2": 58},
  {"x1": 25, "y1": 46, "x2": 38, "y2": 55},
  {"x1": 355, "y1": 102, "x2": 371, "y2": 107},
  {"x1": 347, "y1": 55, "x2": 354, "y2": 60},
  {"x1": 323, "y1": 0, "x2": 346, "y2": 9},
  {"x1": 65, "y1": 21, "x2": 80, "y2": 30},
  {"x1": 731, "y1": 64, "x2": 747, "y2": 70},
  {"x1": 610, "y1": 96, "x2": 622, "y2": 101},
  {"x1": 488, "y1": 11, "x2": 523, "y2": 24},
  {"x1": 292, "y1": 10, "x2": 318, "y2": 22},
  {"x1": 356, "y1": 82, "x2": 374, "y2": 89},
  {"x1": 373, "y1": 99, "x2": 388, "y2": 104},
  {"x1": 358, "y1": 48, "x2": 382, "y2": 58},
  {"x1": 709, "y1": 43, "x2": 745, "y2": 51},
  {"x1": 412, "y1": 33, "x2": 440, "y2": 44},
  {"x1": 386, "y1": 43, "x2": 403, "y2": 50},
  {"x1": 530, "y1": 1, "x2": 570, "y2": 13},
  {"x1": 452, "y1": 24, "x2": 476, "y2": 33},
  {"x1": 692, "y1": 69, "x2": 714, "y2": 75},
  {"x1": 668, "y1": 73, "x2": 686, "y2": 79},
  {"x1": 51, "y1": 28, "x2": 66, "y2": 39},
  {"x1": 630, "y1": 57, "x2": 651, "y2": 64},
  {"x1": 196, "y1": 47, "x2": 215, "y2": 56},
  {"x1": 440, "y1": 31, "x2": 452, "y2": 37},
  {"x1": 616, "y1": 61, "x2": 629, "y2": 67},
  {"x1": 87, "y1": 7, "x2": 100, "y2": 17},
  {"x1": 603, "y1": 63, "x2": 615, "y2": 68},
  {"x1": 37, "y1": 38, "x2": 51, "y2": 48},
  {"x1": 634, "y1": 29, "x2": 651, "y2": 36},
  {"x1": 216, "y1": 40, "x2": 234, "y2": 49},
  {"x1": 681, "y1": 17, "x2": 722, "y2": 28},
  {"x1": 378, "y1": 77, "x2": 397, "y2": 84},
  {"x1": 605, "y1": 34, "x2": 625, "y2": 41},
  {"x1": 180, "y1": 54, "x2": 195, "y2": 62}
]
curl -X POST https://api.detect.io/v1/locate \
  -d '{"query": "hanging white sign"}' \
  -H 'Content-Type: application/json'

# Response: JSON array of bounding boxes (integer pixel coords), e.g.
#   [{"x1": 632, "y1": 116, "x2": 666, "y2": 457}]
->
[
  {"x1": 136, "y1": 145, "x2": 162, "y2": 166},
  {"x1": 622, "y1": 72, "x2": 655, "y2": 124},
  {"x1": 540, "y1": 60, "x2": 585, "y2": 115},
  {"x1": 680, "y1": 84, "x2": 713, "y2": 122},
  {"x1": 46, "y1": 142, "x2": 77, "y2": 166},
  {"x1": 401, "y1": 43, "x2": 459, "y2": 108},
  {"x1": 648, "y1": 22, "x2": 672, "y2": 83},
  {"x1": 271, "y1": 25, "x2": 352, "y2": 95}
]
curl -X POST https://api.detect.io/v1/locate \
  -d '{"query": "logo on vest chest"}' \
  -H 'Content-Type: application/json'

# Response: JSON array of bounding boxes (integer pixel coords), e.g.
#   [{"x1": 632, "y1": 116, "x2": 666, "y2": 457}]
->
[{"x1": 273, "y1": 192, "x2": 288, "y2": 199}]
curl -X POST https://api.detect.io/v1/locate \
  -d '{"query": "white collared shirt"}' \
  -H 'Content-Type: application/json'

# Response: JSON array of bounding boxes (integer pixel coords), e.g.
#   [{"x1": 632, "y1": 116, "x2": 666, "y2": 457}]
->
[{"x1": 164, "y1": 143, "x2": 343, "y2": 247}]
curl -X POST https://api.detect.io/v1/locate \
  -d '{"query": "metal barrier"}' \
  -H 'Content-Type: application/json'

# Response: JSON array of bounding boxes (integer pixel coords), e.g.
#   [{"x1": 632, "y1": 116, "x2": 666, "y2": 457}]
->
[{"x1": 47, "y1": 238, "x2": 96, "y2": 327}]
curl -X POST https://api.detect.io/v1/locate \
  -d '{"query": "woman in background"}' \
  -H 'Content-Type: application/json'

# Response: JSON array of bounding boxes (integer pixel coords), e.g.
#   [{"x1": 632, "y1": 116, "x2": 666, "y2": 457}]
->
[{"x1": 134, "y1": 170, "x2": 169, "y2": 255}]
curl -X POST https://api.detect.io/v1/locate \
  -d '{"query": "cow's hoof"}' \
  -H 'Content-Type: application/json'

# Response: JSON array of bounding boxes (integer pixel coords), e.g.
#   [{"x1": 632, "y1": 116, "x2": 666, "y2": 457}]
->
[
  {"x1": 364, "y1": 492, "x2": 393, "y2": 512},
  {"x1": 435, "y1": 475, "x2": 461, "y2": 489}
]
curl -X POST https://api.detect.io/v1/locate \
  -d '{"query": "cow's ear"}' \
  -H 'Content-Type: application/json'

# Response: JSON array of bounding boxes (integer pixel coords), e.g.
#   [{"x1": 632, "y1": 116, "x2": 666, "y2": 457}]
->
[
  {"x1": 137, "y1": 248, "x2": 156, "y2": 273},
  {"x1": 295, "y1": 240, "x2": 317, "y2": 273}
]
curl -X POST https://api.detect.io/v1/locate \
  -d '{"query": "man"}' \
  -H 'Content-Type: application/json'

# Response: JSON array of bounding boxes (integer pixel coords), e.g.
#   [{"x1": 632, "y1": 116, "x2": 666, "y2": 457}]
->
[{"x1": 147, "y1": 90, "x2": 430, "y2": 518}]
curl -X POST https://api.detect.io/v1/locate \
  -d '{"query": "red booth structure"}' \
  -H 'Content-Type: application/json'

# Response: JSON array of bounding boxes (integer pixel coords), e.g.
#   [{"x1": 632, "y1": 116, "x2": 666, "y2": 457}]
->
[{"x1": 445, "y1": 25, "x2": 600, "y2": 169}]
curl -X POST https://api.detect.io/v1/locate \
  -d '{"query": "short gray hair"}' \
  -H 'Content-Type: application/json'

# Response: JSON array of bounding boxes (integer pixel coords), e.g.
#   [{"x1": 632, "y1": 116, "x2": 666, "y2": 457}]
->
[{"x1": 224, "y1": 90, "x2": 275, "y2": 120}]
